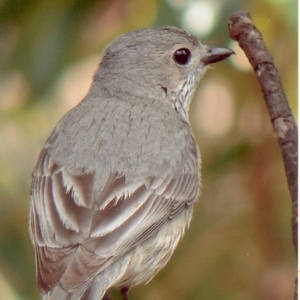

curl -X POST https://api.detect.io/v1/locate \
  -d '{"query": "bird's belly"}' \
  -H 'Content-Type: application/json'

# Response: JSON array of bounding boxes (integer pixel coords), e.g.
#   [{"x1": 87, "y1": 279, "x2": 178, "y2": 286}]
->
[{"x1": 113, "y1": 205, "x2": 194, "y2": 288}]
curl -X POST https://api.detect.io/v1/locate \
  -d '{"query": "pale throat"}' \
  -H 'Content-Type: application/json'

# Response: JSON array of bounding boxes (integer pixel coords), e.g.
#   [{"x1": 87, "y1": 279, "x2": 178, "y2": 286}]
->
[{"x1": 171, "y1": 73, "x2": 202, "y2": 120}]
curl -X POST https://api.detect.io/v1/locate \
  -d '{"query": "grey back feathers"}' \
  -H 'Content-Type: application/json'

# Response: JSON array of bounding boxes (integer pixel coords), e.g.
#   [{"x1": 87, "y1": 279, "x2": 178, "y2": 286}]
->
[{"x1": 29, "y1": 26, "x2": 232, "y2": 300}]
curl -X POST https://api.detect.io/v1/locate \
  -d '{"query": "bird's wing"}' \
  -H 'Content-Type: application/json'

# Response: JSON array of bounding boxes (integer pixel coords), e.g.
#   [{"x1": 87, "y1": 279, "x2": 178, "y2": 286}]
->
[{"x1": 30, "y1": 147, "x2": 199, "y2": 293}]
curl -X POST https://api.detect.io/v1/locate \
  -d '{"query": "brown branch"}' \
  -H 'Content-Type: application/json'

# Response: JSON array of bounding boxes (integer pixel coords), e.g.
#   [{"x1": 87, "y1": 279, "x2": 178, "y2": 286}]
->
[{"x1": 227, "y1": 10, "x2": 298, "y2": 298}]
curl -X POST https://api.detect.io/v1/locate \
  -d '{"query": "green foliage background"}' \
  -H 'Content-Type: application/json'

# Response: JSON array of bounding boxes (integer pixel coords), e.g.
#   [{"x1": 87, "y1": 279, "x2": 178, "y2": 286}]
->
[{"x1": 0, "y1": 0, "x2": 297, "y2": 299}]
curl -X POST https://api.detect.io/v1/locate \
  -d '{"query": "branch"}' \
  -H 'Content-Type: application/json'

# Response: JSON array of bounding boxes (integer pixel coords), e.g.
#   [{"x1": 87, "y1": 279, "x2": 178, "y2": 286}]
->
[
  {"x1": 227, "y1": 11, "x2": 298, "y2": 297},
  {"x1": 228, "y1": 10, "x2": 298, "y2": 253}
]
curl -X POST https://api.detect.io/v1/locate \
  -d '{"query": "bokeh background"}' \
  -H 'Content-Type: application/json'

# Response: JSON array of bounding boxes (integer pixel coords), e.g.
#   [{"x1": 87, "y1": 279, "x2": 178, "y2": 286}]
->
[{"x1": 0, "y1": 0, "x2": 297, "y2": 299}]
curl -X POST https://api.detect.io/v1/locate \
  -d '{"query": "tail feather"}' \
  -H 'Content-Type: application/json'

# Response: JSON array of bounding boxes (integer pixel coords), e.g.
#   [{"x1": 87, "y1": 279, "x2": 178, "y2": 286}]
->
[
  {"x1": 40, "y1": 261, "x2": 126, "y2": 300},
  {"x1": 41, "y1": 281, "x2": 94, "y2": 300}
]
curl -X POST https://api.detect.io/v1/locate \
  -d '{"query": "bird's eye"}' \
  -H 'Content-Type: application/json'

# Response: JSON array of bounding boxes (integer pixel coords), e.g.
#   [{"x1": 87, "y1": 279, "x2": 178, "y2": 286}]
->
[{"x1": 173, "y1": 48, "x2": 191, "y2": 65}]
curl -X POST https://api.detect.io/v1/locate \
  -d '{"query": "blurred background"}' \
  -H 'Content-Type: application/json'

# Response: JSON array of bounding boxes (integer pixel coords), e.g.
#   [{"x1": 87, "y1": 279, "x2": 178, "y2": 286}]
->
[{"x1": 0, "y1": 0, "x2": 297, "y2": 299}]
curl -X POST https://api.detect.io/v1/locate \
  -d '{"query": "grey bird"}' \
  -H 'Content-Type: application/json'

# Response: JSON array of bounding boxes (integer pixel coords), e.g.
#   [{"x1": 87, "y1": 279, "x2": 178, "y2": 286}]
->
[{"x1": 29, "y1": 26, "x2": 233, "y2": 300}]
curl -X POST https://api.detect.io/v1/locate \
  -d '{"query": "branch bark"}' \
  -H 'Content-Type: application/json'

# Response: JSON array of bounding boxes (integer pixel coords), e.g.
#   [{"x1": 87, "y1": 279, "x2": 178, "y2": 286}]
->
[{"x1": 227, "y1": 10, "x2": 298, "y2": 298}]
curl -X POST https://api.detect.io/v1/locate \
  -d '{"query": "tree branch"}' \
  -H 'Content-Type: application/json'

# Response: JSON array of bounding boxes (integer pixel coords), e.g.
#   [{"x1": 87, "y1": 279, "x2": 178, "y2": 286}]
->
[{"x1": 227, "y1": 10, "x2": 298, "y2": 298}]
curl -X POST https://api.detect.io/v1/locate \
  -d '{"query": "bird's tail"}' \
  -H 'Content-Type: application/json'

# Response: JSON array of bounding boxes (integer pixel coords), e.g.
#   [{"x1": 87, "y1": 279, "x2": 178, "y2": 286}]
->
[
  {"x1": 41, "y1": 263, "x2": 127, "y2": 300},
  {"x1": 41, "y1": 277, "x2": 108, "y2": 300}
]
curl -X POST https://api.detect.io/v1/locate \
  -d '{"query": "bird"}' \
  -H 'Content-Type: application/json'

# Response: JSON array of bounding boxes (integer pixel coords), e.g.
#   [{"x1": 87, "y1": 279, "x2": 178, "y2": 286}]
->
[{"x1": 29, "y1": 26, "x2": 233, "y2": 300}]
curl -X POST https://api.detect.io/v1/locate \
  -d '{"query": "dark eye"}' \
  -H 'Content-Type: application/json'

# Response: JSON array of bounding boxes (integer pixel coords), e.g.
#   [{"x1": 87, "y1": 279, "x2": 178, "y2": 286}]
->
[{"x1": 173, "y1": 48, "x2": 191, "y2": 65}]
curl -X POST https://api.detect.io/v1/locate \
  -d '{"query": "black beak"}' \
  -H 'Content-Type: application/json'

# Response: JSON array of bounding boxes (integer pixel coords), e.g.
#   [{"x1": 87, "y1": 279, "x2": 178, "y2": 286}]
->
[{"x1": 201, "y1": 46, "x2": 234, "y2": 65}]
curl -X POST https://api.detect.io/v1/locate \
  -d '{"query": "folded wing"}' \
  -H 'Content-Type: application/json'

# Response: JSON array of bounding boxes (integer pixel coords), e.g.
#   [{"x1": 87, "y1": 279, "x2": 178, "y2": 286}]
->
[{"x1": 30, "y1": 147, "x2": 198, "y2": 293}]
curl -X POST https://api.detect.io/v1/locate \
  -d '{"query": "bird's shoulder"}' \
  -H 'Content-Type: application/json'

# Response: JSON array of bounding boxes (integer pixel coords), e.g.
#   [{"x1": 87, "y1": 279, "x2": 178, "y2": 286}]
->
[{"x1": 44, "y1": 93, "x2": 198, "y2": 181}]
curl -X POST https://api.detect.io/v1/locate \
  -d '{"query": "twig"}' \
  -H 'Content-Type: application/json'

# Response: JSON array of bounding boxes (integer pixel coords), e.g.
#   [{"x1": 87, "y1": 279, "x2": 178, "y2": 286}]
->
[{"x1": 227, "y1": 10, "x2": 298, "y2": 298}]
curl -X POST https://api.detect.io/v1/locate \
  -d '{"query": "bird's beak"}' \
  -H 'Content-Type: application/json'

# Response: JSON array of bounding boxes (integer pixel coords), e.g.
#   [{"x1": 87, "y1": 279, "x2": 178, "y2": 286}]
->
[{"x1": 201, "y1": 46, "x2": 234, "y2": 65}]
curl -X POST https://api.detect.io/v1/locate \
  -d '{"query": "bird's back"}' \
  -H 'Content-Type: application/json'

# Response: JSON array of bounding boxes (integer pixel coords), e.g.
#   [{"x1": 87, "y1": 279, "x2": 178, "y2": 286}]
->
[{"x1": 30, "y1": 90, "x2": 200, "y2": 300}]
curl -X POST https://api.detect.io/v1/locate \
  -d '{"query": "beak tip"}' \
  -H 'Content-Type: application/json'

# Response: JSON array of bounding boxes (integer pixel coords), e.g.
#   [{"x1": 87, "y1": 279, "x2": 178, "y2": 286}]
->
[{"x1": 202, "y1": 46, "x2": 235, "y2": 65}]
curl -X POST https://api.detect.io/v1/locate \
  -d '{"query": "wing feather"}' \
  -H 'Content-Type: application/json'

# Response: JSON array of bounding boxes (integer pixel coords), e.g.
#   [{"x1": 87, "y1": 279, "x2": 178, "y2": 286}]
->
[
  {"x1": 30, "y1": 147, "x2": 198, "y2": 293},
  {"x1": 52, "y1": 170, "x2": 91, "y2": 233},
  {"x1": 89, "y1": 185, "x2": 153, "y2": 238}
]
